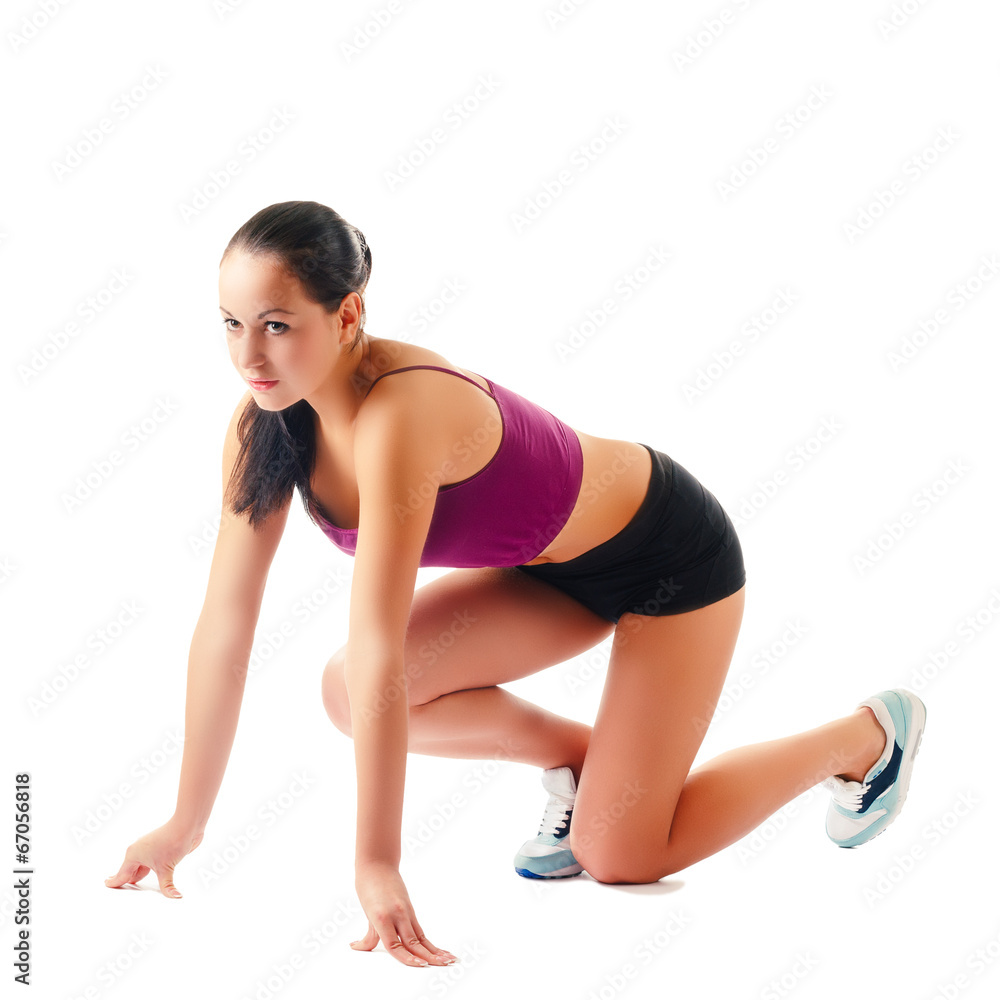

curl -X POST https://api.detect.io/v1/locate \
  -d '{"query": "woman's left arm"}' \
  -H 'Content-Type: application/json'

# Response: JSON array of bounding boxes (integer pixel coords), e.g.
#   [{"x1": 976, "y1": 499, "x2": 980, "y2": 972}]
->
[{"x1": 341, "y1": 380, "x2": 459, "y2": 968}]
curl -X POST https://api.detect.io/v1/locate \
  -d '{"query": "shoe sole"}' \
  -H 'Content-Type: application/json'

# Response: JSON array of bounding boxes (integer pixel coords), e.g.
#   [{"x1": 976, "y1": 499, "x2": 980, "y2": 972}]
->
[
  {"x1": 514, "y1": 867, "x2": 583, "y2": 879},
  {"x1": 835, "y1": 690, "x2": 926, "y2": 849}
]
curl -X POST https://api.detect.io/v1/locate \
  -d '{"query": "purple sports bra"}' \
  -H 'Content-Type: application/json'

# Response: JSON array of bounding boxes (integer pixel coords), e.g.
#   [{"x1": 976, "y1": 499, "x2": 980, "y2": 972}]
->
[{"x1": 308, "y1": 365, "x2": 584, "y2": 568}]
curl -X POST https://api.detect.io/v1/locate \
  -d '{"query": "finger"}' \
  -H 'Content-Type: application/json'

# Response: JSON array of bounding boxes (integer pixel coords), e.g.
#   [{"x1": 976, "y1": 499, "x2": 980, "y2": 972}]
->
[
  {"x1": 105, "y1": 862, "x2": 148, "y2": 888},
  {"x1": 410, "y1": 916, "x2": 458, "y2": 964},
  {"x1": 156, "y1": 864, "x2": 182, "y2": 898},
  {"x1": 372, "y1": 916, "x2": 431, "y2": 968},
  {"x1": 396, "y1": 920, "x2": 455, "y2": 966},
  {"x1": 349, "y1": 921, "x2": 379, "y2": 952},
  {"x1": 385, "y1": 936, "x2": 429, "y2": 967}
]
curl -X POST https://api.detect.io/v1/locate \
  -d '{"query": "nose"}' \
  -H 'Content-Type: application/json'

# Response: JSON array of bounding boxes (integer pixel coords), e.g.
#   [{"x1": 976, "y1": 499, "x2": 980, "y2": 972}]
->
[{"x1": 234, "y1": 330, "x2": 268, "y2": 372}]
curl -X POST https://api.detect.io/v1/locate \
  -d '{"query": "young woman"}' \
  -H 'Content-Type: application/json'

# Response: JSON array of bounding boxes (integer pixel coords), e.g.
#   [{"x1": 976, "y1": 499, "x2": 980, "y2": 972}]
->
[{"x1": 104, "y1": 201, "x2": 927, "y2": 969}]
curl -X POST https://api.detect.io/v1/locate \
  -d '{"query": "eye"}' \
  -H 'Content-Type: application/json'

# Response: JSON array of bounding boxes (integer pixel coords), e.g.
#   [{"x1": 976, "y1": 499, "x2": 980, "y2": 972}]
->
[{"x1": 222, "y1": 318, "x2": 289, "y2": 334}]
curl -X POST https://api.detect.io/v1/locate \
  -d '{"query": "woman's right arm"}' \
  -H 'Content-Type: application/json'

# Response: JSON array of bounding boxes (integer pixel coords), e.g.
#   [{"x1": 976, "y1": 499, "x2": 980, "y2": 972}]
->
[
  {"x1": 168, "y1": 611, "x2": 256, "y2": 836},
  {"x1": 105, "y1": 391, "x2": 292, "y2": 897}
]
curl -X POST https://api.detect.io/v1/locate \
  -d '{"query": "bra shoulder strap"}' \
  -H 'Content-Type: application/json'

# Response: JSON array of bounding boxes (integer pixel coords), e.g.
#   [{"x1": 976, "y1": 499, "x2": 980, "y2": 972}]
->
[{"x1": 364, "y1": 365, "x2": 493, "y2": 398}]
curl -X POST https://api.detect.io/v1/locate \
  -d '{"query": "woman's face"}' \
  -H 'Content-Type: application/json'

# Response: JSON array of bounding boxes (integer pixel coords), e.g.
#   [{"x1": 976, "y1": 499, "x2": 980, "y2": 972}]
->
[{"x1": 218, "y1": 250, "x2": 358, "y2": 410}]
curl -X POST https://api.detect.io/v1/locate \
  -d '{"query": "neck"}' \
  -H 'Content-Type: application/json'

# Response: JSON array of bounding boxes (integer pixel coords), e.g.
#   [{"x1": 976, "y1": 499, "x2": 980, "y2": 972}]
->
[{"x1": 307, "y1": 335, "x2": 375, "y2": 445}]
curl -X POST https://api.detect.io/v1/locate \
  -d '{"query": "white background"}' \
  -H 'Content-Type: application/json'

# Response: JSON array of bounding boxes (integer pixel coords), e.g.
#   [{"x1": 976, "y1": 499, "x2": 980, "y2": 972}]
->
[{"x1": 4, "y1": 0, "x2": 999, "y2": 997}]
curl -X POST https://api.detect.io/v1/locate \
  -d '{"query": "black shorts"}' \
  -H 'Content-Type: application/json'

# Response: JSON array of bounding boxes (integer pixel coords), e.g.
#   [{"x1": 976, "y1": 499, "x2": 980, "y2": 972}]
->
[{"x1": 513, "y1": 443, "x2": 746, "y2": 624}]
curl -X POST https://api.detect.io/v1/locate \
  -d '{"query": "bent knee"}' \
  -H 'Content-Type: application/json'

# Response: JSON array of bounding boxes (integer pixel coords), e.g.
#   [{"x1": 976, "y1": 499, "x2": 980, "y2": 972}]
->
[
  {"x1": 321, "y1": 647, "x2": 432, "y2": 734},
  {"x1": 570, "y1": 832, "x2": 685, "y2": 884},
  {"x1": 321, "y1": 649, "x2": 353, "y2": 736},
  {"x1": 577, "y1": 855, "x2": 681, "y2": 884}
]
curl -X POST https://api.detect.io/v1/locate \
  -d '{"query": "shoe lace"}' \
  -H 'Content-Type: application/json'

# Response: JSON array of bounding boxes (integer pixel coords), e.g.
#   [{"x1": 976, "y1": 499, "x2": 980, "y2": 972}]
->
[
  {"x1": 823, "y1": 775, "x2": 870, "y2": 812},
  {"x1": 538, "y1": 795, "x2": 573, "y2": 836}
]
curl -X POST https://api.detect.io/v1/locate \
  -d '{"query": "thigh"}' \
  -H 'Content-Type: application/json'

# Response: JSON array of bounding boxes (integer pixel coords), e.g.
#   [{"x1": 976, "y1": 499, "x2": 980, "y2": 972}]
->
[
  {"x1": 326, "y1": 566, "x2": 615, "y2": 709},
  {"x1": 569, "y1": 585, "x2": 745, "y2": 883}
]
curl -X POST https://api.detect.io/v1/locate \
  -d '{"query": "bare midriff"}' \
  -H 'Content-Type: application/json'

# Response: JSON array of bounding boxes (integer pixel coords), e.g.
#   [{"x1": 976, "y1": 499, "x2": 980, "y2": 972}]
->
[
  {"x1": 521, "y1": 428, "x2": 652, "y2": 565},
  {"x1": 309, "y1": 338, "x2": 654, "y2": 566}
]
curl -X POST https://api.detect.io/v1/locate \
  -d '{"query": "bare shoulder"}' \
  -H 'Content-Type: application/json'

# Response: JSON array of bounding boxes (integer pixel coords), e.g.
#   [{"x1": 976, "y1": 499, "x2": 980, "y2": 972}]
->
[
  {"x1": 355, "y1": 352, "x2": 460, "y2": 469},
  {"x1": 358, "y1": 338, "x2": 497, "y2": 475},
  {"x1": 363, "y1": 337, "x2": 491, "y2": 393}
]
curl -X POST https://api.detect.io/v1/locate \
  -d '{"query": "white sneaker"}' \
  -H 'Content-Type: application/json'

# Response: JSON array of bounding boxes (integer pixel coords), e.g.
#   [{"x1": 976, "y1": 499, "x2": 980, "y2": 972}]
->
[
  {"x1": 513, "y1": 766, "x2": 583, "y2": 879},
  {"x1": 823, "y1": 688, "x2": 927, "y2": 848}
]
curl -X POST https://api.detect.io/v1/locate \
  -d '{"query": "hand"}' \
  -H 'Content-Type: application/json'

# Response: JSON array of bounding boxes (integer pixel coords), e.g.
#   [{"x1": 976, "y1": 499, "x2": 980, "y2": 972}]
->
[
  {"x1": 104, "y1": 820, "x2": 204, "y2": 898},
  {"x1": 351, "y1": 861, "x2": 458, "y2": 968}
]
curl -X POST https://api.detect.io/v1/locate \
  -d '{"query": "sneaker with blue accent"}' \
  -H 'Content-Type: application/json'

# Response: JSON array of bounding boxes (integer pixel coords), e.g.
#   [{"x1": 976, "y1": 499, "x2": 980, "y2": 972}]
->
[
  {"x1": 823, "y1": 688, "x2": 927, "y2": 849},
  {"x1": 513, "y1": 766, "x2": 583, "y2": 879}
]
